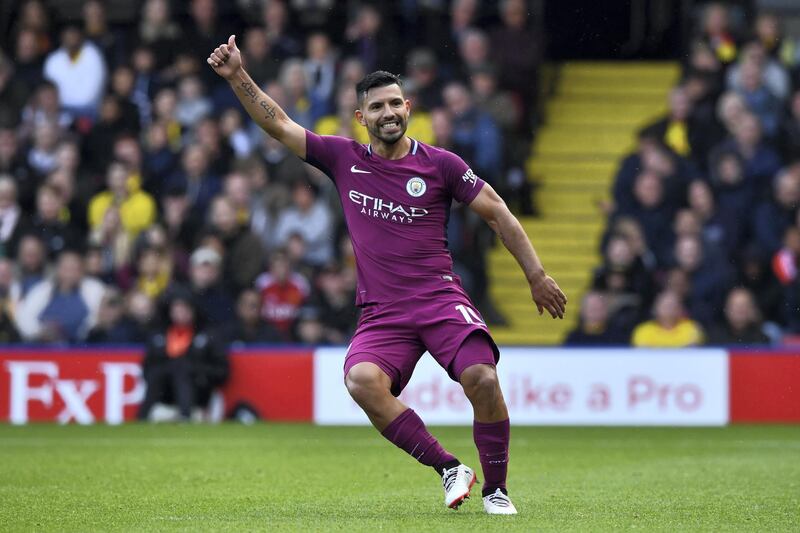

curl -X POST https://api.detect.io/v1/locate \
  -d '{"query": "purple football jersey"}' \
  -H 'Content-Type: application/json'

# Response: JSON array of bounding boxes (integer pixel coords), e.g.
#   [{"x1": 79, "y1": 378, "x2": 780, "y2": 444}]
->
[{"x1": 304, "y1": 130, "x2": 486, "y2": 305}]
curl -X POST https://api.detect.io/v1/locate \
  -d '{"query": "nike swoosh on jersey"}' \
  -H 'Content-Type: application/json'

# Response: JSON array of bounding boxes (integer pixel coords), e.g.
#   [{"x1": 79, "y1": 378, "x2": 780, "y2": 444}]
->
[{"x1": 350, "y1": 165, "x2": 371, "y2": 174}]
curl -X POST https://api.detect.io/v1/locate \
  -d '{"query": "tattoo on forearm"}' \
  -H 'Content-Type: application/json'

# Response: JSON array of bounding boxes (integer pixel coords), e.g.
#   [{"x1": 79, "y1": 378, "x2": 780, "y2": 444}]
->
[
  {"x1": 240, "y1": 81, "x2": 277, "y2": 120},
  {"x1": 259, "y1": 100, "x2": 276, "y2": 120},
  {"x1": 240, "y1": 81, "x2": 257, "y2": 103}
]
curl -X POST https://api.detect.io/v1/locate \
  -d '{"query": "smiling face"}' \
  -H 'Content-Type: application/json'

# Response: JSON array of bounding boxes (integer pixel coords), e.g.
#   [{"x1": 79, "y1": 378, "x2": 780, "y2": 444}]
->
[{"x1": 355, "y1": 84, "x2": 410, "y2": 146}]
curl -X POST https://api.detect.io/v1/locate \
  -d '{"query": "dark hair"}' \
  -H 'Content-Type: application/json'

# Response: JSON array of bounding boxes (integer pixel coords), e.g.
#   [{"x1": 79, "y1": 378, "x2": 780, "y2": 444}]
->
[{"x1": 355, "y1": 71, "x2": 403, "y2": 105}]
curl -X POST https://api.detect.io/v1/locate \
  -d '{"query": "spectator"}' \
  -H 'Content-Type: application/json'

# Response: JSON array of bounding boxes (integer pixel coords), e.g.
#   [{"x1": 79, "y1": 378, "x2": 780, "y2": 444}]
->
[
  {"x1": 43, "y1": 22, "x2": 107, "y2": 120},
  {"x1": 27, "y1": 121, "x2": 61, "y2": 177},
  {"x1": 405, "y1": 48, "x2": 444, "y2": 111},
  {"x1": 674, "y1": 234, "x2": 732, "y2": 327},
  {"x1": 311, "y1": 263, "x2": 359, "y2": 342},
  {"x1": 751, "y1": 169, "x2": 800, "y2": 258},
  {"x1": 303, "y1": 33, "x2": 336, "y2": 117},
  {"x1": 706, "y1": 287, "x2": 771, "y2": 345},
  {"x1": 277, "y1": 60, "x2": 322, "y2": 130},
  {"x1": 443, "y1": 82, "x2": 502, "y2": 184},
  {"x1": 489, "y1": 0, "x2": 541, "y2": 125},
  {"x1": 734, "y1": 60, "x2": 782, "y2": 137},
  {"x1": 208, "y1": 195, "x2": 264, "y2": 292},
  {"x1": 457, "y1": 28, "x2": 490, "y2": 81},
  {"x1": 711, "y1": 112, "x2": 781, "y2": 193},
  {"x1": 83, "y1": 0, "x2": 121, "y2": 68},
  {"x1": 256, "y1": 249, "x2": 310, "y2": 340},
  {"x1": 642, "y1": 87, "x2": 700, "y2": 159},
  {"x1": 112, "y1": 134, "x2": 148, "y2": 194},
  {"x1": 0, "y1": 257, "x2": 21, "y2": 342},
  {"x1": 87, "y1": 205, "x2": 132, "y2": 284},
  {"x1": 150, "y1": 88, "x2": 182, "y2": 153},
  {"x1": 88, "y1": 160, "x2": 157, "y2": 238},
  {"x1": 698, "y1": 3, "x2": 738, "y2": 66},
  {"x1": 345, "y1": 4, "x2": 399, "y2": 73},
  {"x1": 726, "y1": 41, "x2": 789, "y2": 102},
  {"x1": 631, "y1": 290, "x2": 704, "y2": 348},
  {"x1": 166, "y1": 143, "x2": 221, "y2": 218},
  {"x1": 16, "y1": 234, "x2": 47, "y2": 297},
  {"x1": 86, "y1": 288, "x2": 146, "y2": 344},
  {"x1": 238, "y1": 157, "x2": 284, "y2": 250},
  {"x1": 134, "y1": 246, "x2": 171, "y2": 300},
  {"x1": 15, "y1": 250, "x2": 104, "y2": 343},
  {"x1": 708, "y1": 151, "x2": 752, "y2": 255},
  {"x1": 12, "y1": 28, "x2": 45, "y2": 92},
  {"x1": 315, "y1": 84, "x2": 364, "y2": 142},
  {"x1": 592, "y1": 234, "x2": 654, "y2": 318},
  {"x1": 173, "y1": 246, "x2": 235, "y2": 327},
  {"x1": 138, "y1": 0, "x2": 182, "y2": 71},
  {"x1": 137, "y1": 289, "x2": 229, "y2": 421},
  {"x1": 616, "y1": 171, "x2": 676, "y2": 266},
  {"x1": 274, "y1": 179, "x2": 333, "y2": 267},
  {"x1": 130, "y1": 46, "x2": 157, "y2": 126},
  {"x1": 737, "y1": 244, "x2": 785, "y2": 326},
  {"x1": 780, "y1": 90, "x2": 800, "y2": 163},
  {"x1": 0, "y1": 53, "x2": 30, "y2": 128},
  {"x1": 0, "y1": 128, "x2": 36, "y2": 210},
  {"x1": 564, "y1": 291, "x2": 629, "y2": 346},
  {"x1": 0, "y1": 177, "x2": 29, "y2": 258},
  {"x1": 260, "y1": 0, "x2": 302, "y2": 60},
  {"x1": 194, "y1": 117, "x2": 233, "y2": 177},
  {"x1": 175, "y1": 76, "x2": 212, "y2": 129},
  {"x1": 142, "y1": 121, "x2": 178, "y2": 187},
  {"x1": 241, "y1": 26, "x2": 278, "y2": 87},
  {"x1": 219, "y1": 108, "x2": 253, "y2": 160},
  {"x1": 438, "y1": 0, "x2": 480, "y2": 67},
  {"x1": 29, "y1": 184, "x2": 81, "y2": 258},
  {"x1": 218, "y1": 288, "x2": 282, "y2": 346},
  {"x1": 108, "y1": 65, "x2": 143, "y2": 132},
  {"x1": 470, "y1": 64, "x2": 520, "y2": 135},
  {"x1": 715, "y1": 90, "x2": 748, "y2": 137}
]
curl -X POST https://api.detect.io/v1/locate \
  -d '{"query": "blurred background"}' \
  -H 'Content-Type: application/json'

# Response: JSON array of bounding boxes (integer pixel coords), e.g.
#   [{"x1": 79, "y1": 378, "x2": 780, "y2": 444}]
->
[{"x1": 0, "y1": 1, "x2": 799, "y2": 369}]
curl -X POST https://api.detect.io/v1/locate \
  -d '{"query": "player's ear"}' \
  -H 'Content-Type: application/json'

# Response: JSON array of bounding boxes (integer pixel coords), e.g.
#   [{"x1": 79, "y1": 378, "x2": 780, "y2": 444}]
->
[{"x1": 355, "y1": 109, "x2": 367, "y2": 126}]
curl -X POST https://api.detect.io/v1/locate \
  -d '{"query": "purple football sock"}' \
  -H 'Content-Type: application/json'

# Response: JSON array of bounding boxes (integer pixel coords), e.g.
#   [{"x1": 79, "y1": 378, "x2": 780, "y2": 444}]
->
[
  {"x1": 381, "y1": 408, "x2": 456, "y2": 468},
  {"x1": 473, "y1": 418, "x2": 510, "y2": 495}
]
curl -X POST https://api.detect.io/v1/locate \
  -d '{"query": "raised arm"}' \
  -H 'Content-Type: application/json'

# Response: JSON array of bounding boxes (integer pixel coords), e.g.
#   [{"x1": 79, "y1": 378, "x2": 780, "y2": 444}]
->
[
  {"x1": 207, "y1": 35, "x2": 306, "y2": 159},
  {"x1": 469, "y1": 183, "x2": 568, "y2": 319}
]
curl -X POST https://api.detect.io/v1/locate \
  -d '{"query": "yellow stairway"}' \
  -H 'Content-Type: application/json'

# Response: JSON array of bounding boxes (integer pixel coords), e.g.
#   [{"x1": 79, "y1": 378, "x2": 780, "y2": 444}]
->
[{"x1": 489, "y1": 62, "x2": 679, "y2": 345}]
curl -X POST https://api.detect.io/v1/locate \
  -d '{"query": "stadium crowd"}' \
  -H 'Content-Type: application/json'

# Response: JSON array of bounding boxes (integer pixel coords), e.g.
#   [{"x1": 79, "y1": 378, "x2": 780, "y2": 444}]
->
[
  {"x1": 0, "y1": 0, "x2": 541, "y2": 352},
  {"x1": 566, "y1": 3, "x2": 800, "y2": 348}
]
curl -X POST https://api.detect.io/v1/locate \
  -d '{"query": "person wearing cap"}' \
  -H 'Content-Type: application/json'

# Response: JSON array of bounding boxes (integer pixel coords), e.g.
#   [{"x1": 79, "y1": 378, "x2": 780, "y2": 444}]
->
[
  {"x1": 138, "y1": 289, "x2": 229, "y2": 421},
  {"x1": 176, "y1": 245, "x2": 235, "y2": 327}
]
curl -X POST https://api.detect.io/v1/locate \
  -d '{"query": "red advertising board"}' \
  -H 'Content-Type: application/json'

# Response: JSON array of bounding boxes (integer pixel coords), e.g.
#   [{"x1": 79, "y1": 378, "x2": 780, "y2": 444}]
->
[
  {"x1": 0, "y1": 348, "x2": 314, "y2": 424},
  {"x1": 729, "y1": 351, "x2": 800, "y2": 423}
]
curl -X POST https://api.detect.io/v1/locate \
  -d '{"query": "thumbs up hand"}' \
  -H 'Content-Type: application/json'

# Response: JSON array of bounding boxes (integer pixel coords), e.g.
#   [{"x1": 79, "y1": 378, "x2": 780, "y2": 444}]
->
[{"x1": 207, "y1": 35, "x2": 243, "y2": 80}]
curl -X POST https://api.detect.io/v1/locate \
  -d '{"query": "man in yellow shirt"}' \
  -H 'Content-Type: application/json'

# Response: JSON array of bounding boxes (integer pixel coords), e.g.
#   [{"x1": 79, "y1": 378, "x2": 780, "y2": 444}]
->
[
  {"x1": 632, "y1": 289, "x2": 704, "y2": 347},
  {"x1": 88, "y1": 160, "x2": 156, "y2": 236}
]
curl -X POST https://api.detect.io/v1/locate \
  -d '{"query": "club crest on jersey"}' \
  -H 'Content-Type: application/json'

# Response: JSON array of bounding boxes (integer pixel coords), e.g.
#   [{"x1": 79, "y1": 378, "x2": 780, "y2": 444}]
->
[{"x1": 406, "y1": 177, "x2": 427, "y2": 197}]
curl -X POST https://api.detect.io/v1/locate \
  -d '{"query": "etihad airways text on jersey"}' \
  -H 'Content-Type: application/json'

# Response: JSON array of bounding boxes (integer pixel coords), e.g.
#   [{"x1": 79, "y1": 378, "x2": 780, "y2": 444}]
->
[{"x1": 348, "y1": 190, "x2": 429, "y2": 224}]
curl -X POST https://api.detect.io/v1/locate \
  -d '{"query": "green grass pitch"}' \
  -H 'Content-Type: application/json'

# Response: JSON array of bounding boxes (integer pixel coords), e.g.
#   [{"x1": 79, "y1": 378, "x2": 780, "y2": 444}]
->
[{"x1": 1, "y1": 424, "x2": 798, "y2": 532}]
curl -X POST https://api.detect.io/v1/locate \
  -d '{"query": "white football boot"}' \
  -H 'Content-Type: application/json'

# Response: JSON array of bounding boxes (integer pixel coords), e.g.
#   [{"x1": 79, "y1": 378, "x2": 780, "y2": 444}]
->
[
  {"x1": 441, "y1": 464, "x2": 477, "y2": 509},
  {"x1": 482, "y1": 488, "x2": 518, "y2": 515}
]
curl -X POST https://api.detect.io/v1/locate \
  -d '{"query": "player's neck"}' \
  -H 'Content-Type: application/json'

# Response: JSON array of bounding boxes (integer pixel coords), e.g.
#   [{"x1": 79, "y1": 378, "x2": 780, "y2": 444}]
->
[{"x1": 370, "y1": 136, "x2": 412, "y2": 160}]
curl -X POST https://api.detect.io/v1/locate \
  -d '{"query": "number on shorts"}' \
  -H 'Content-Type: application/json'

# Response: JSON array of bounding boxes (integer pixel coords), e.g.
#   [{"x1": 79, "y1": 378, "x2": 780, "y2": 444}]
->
[{"x1": 455, "y1": 304, "x2": 485, "y2": 325}]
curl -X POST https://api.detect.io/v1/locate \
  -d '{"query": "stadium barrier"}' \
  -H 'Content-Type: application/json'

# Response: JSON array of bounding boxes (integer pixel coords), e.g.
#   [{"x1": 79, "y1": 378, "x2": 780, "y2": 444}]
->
[{"x1": 1, "y1": 347, "x2": 798, "y2": 425}]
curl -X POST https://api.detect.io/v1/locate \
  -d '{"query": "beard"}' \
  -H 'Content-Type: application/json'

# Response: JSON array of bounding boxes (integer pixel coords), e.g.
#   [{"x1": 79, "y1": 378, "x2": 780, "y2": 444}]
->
[{"x1": 368, "y1": 116, "x2": 408, "y2": 144}]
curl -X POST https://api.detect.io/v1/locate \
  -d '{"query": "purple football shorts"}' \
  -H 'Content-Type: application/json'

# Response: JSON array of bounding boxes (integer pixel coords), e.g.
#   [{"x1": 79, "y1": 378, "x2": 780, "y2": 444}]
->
[{"x1": 344, "y1": 285, "x2": 499, "y2": 396}]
